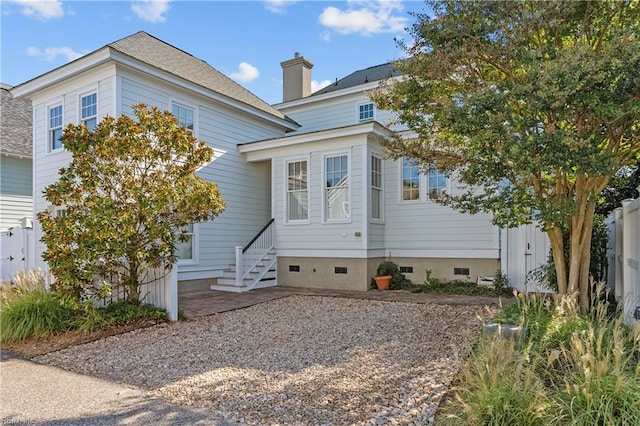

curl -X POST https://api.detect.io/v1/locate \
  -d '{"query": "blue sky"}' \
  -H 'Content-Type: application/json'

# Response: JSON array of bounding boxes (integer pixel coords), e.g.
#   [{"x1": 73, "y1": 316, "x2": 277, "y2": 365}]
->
[{"x1": 1, "y1": 0, "x2": 430, "y2": 104}]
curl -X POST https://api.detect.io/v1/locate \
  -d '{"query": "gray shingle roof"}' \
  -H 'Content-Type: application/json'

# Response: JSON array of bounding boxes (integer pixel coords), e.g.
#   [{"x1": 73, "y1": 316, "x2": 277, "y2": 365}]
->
[
  {"x1": 312, "y1": 62, "x2": 402, "y2": 96},
  {"x1": 108, "y1": 32, "x2": 286, "y2": 120},
  {"x1": 0, "y1": 84, "x2": 32, "y2": 157}
]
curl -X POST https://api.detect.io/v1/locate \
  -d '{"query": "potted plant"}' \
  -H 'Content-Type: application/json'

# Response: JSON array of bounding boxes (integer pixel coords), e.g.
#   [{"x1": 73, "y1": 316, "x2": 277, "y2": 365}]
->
[
  {"x1": 372, "y1": 260, "x2": 398, "y2": 291},
  {"x1": 372, "y1": 259, "x2": 413, "y2": 291},
  {"x1": 373, "y1": 274, "x2": 392, "y2": 291}
]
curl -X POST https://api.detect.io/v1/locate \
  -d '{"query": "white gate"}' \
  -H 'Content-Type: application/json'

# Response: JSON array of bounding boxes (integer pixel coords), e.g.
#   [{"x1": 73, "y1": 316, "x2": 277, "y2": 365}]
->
[
  {"x1": 502, "y1": 222, "x2": 551, "y2": 293},
  {"x1": 0, "y1": 225, "x2": 35, "y2": 282}
]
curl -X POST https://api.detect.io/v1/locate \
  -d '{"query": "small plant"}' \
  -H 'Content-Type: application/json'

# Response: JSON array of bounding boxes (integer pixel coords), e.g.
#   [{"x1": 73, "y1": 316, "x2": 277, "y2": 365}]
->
[
  {"x1": 424, "y1": 269, "x2": 439, "y2": 287},
  {"x1": 493, "y1": 270, "x2": 510, "y2": 294}
]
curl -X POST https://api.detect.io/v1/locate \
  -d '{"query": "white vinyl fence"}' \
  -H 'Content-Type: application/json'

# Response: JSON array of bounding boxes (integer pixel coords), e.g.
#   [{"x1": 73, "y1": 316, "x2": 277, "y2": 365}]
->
[
  {"x1": 0, "y1": 225, "x2": 35, "y2": 282},
  {"x1": 606, "y1": 192, "x2": 640, "y2": 324},
  {"x1": 96, "y1": 265, "x2": 178, "y2": 321},
  {"x1": 0, "y1": 226, "x2": 178, "y2": 321}
]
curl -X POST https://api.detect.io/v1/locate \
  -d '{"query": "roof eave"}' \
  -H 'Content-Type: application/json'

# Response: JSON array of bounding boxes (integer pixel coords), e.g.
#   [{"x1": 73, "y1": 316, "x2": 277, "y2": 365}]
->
[
  {"x1": 273, "y1": 76, "x2": 402, "y2": 110},
  {"x1": 1, "y1": 151, "x2": 32, "y2": 160},
  {"x1": 11, "y1": 47, "x2": 112, "y2": 99},
  {"x1": 239, "y1": 121, "x2": 391, "y2": 154}
]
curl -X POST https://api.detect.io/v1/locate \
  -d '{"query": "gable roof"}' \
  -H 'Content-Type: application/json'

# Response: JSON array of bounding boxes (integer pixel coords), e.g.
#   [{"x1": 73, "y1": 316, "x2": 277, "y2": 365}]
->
[
  {"x1": 312, "y1": 62, "x2": 402, "y2": 96},
  {"x1": 108, "y1": 32, "x2": 287, "y2": 121},
  {"x1": 12, "y1": 32, "x2": 296, "y2": 128},
  {"x1": 0, "y1": 84, "x2": 32, "y2": 157}
]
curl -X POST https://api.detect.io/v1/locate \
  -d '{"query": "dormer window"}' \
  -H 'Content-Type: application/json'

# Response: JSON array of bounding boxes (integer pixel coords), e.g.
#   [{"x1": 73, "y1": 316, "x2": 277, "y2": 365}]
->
[{"x1": 358, "y1": 102, "x2": 374, "y2": 122}]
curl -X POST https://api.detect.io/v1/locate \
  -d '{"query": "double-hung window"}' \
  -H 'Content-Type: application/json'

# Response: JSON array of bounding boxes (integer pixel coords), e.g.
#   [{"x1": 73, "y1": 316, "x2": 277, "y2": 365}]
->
[
  {"x1": 49, "y1": 104, "x2": 63, "y2": 150},
  {"x1": 428, "y1": 169, "x2": 448, "y2": 200},
  {"x1": 325, "y1": 154, "x2": 350, "y2": 221},
  {"x1": 401, "y1": 158, "x2": 421, "y2": 201},
  {"x1": 80, "y1": 93, "x2": 97, "y2": 130},
  {"x1": 286, "y1": 159, "x2": 308, "y2": 222},
  {"x1": 401, "y1": 157, "x2": 448, "y2": 202},
  {"x1": 371, "y1": 155, "x2": 383, "y2": 220},
  {"x1": 358, "y1": 102, "x2": 374, "y2": 122},
  {"x1": 175, "y1": 224, "x2": 195, "y2": 263},
  {"x1": 172, "y1": 103, "x2": 194, "y2": 132}
]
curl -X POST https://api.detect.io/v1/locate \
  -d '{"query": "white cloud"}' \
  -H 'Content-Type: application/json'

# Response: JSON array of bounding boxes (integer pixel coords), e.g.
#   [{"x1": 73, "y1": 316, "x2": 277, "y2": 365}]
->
[
  {"x1": 319, "y1": 0, "x2": 408, "y2": 36},
  {"x1": 7, "y1": 0, "x2": 64, "y2": 20},
  {"x1": 263, "y1": 0, "x2": 296, "y2": 14},
  {"x1": 131, "y1": 0, "x2": 170, "y2": 23},
  {"x1": 229, "y1": 62, "x2": 260, "y2": 83},
  {"x1": 311, "y1": 79, "x2": 332, "y2": 93},
  {"x1": 26, "y1": 46, "x2": 83, "y2": 62}
]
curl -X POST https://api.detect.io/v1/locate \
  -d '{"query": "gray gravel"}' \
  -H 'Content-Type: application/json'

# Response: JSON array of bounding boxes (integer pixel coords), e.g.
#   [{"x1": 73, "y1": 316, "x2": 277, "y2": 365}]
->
[{"x1": 34, "y1": 295, "x2": 494, "y2": 425}]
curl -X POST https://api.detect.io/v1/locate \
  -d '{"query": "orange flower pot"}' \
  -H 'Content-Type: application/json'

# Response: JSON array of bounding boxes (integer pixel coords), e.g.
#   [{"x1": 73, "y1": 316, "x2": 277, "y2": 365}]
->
[{"x1": 374, "y1": 275, "x2": 392, "y2": 291}]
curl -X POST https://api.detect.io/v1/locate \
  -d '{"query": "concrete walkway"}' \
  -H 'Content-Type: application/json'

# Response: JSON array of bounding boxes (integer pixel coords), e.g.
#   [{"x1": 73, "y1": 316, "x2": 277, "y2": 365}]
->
[
  {"x1": 0, "y1": 351, "x2": 221, "y2": 425},
  {"x1": 2, "y1": 286, "x2": 505, "y2": 425}
]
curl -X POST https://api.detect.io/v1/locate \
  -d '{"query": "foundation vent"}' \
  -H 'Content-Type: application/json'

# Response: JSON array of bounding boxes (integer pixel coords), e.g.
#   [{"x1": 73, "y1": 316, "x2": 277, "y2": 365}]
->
[
  {"x1": 454, "y1": 267, "x2": 470, "y2": 276},
  {"x1": 399, "y1": 266, "x2": 414, "y2": 273},
  {"x1": 334, "y1": 267, "x2": 348, "y2": 274},
  {"x1": 289, "y1": 265, "x2": 300, "y2": 272}
]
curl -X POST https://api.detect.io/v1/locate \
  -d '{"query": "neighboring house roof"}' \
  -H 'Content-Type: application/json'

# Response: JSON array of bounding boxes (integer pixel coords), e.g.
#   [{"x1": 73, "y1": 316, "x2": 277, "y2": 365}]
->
[
  {"x1": 108, "y1": 32, "x2": 287, "y2": 121},
  {"x1": 312, "y1": 62, "x2": 402, "y2": 96},
  {"x1": 0, "y1": 83, "x2": 32, "y2": 157}
]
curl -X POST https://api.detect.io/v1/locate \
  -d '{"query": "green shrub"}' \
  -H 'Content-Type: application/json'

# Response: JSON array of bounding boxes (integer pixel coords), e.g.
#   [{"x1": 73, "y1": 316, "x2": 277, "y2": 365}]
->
[
  {"x1": 422, "y1": 279, "x2": 503, "y2": 296},
  {"x1": 101, "y1": 300, "x2": 167, "y2": 325},
  {"x1": 0, "y1": 289, "x2": 75, "y2": 343}
]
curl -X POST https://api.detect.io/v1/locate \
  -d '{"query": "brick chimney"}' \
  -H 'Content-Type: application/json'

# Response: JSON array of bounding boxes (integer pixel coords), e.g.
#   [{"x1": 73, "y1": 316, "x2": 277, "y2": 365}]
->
[{"x1": 281, "y1": 52, "x2": 313, "y2": 102}]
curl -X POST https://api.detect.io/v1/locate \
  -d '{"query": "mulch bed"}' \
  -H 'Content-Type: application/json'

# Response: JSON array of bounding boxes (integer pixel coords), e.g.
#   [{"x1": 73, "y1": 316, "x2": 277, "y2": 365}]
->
[{"x1": 1, "y1": 318, "x2": 167, "y2": 359}]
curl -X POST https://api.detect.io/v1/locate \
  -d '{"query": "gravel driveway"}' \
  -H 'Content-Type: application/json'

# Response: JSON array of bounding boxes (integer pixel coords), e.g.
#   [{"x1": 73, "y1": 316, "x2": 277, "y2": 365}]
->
[{"x1": 35, "y1": 295, "x2": 494, "y2": 425}]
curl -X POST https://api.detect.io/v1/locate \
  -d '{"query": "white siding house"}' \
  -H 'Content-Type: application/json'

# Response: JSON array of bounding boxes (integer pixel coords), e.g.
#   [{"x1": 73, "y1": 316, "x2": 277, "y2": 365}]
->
[
  {"x1": 0, "y1": 84, "x2": 33, "y2": 231},
  {"x1": 9, "y1": 34, "x2": 549, "y2": 294},
  {"x1": 239, "y1": 58, "x2": 504, "y2": 291},
  {"x1": 11, "y1": 32, "x2": 297, "y2": 291}
]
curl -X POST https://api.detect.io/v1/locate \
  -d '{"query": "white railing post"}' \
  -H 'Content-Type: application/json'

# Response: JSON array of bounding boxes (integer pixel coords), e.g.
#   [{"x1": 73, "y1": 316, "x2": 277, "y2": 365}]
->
[{"x1": 235, "y1": 246, "x2": 243, "y2": 286}]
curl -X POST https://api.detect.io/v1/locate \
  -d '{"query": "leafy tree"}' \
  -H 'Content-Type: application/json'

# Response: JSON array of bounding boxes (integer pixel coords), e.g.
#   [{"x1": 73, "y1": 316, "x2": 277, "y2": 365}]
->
[
  {"x1": 39, "y1": 104, "x2": 226, "y2": 302},
  {"x1": 596, "y1": 162, "x2": 639, "y2": 215},
  {"x1": 372, "y1": 1, "x2": 640, "y2": 312}
]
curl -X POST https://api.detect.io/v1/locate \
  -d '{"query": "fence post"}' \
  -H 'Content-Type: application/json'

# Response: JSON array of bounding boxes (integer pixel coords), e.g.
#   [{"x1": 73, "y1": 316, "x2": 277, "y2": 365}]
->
[
  {"x1": 166, "y1": 265, "x2": 178, "y2": 321},
  {"x1": 235, "y1": 246, "x2": 243, "y2": 286}
]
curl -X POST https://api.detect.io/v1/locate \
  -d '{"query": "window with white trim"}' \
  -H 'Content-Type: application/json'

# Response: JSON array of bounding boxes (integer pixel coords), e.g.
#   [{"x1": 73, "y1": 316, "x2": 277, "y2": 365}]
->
[
  {"x1": 175, "y1": 224, "x2": 195, "y2": 262},
  {"x1": 401, "y1": 157, "x2": 448, "y2": 202},
  {"x1": 325, "y1": 154, "x2": 350, "y2": 221},
  {"x1": 49, "y1": 104, "x2": 63, "y2": 150},
  {"x1": 286, "y1": 159, "x2": 308, "y2": 222},
  {"x1": 80, "y1": 92, "x2": 97, "y2": 130},
  {"x1": 172, "y1": 103, "x2": 194, "y2": 132},
  {"x1": 371, "y1": 155, "x2": 383, "y2": 220},
  {"x1": 358, "y1": 102, "x2": 374, "y2": 122},
  {"x1": 428, "y1": 168, "x2": 448, "y2": 200},
  {"x1": 401, "y1": 158, "x2": 420, "y2": 201}
]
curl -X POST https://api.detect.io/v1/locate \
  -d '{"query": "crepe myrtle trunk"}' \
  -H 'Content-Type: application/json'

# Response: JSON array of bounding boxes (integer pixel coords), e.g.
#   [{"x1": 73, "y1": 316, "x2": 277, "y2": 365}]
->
[{"x1": 547, "y1": 197, "x2": 599, "y2": 314}]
